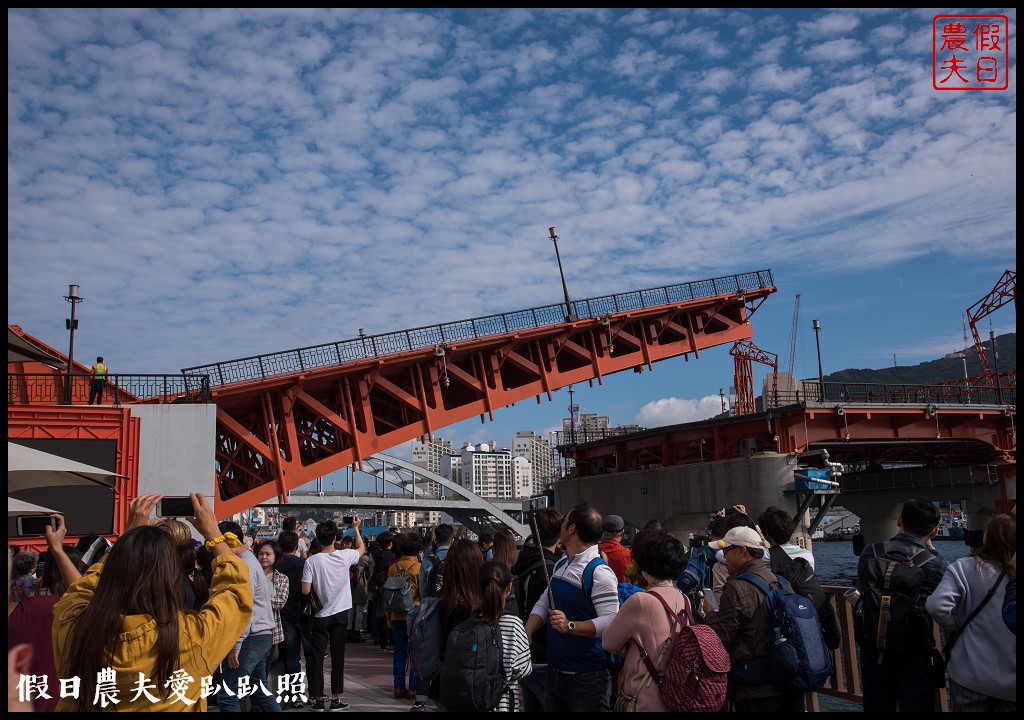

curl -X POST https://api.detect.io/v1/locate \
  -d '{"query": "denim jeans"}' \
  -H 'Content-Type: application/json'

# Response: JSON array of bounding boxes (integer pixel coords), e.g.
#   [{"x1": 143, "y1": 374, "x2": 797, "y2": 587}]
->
[
  {"x1": 218, "y1": 633, "x2": 281, "y2": 712},
  {"x1": 391, "y1": 620, "x2": 417, "y2": 691},
  {"x1": 521, "y1": 663, "x2": 548, "y2": 712},
  {"x1": 544, "y1": 667, "x2": 610, "y2": 713},
  {"x1": 309, "y1": 610, "x2": 349, "y2": 699},
  {"x1": 281, "y1": 620, "x2": 303, "y2": 677},
  {"x1": 348, "y1": 602, "x2": 366, "y2": 633}
]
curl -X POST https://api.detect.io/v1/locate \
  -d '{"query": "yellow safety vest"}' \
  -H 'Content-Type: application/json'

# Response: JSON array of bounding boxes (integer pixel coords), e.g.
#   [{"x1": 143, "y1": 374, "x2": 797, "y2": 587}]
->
[{"x1": 92, "y1": 363, "x2": 108, "y2": 379}]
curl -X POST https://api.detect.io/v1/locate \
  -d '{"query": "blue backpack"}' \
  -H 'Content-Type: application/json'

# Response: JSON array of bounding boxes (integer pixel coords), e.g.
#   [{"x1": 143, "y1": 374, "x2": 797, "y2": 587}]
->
[
  {"x1": 581, "y1": 558, "x2": 644, "y2": 671},
  {"x1": 733, "y1": 573, "x2": 832, "y2": 693},
  {"x1": 676, "y1": 546, "x2": 713, "y2": 594}
]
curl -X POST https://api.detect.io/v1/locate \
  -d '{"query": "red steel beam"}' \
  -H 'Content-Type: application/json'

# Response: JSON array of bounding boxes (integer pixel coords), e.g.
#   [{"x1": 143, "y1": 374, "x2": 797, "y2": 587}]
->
[
  {"x1": 571, "y1": 404, "x2": 1016, "y2": 477},
  {"x1": 210, "y1": 286, "x2": 772, "y2": 518}
]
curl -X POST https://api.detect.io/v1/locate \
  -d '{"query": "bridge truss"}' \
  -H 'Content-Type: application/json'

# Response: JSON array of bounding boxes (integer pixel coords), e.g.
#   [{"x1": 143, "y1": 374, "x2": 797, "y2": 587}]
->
[{"x1": 187, "y1": 270, "x2": 777, "y2": 517}]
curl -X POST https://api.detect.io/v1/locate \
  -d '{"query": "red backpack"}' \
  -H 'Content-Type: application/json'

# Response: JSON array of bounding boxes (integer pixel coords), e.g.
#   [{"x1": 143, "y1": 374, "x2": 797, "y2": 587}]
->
[{"x1": 637, "y1": 590, "x2": 730, "y2": 711}]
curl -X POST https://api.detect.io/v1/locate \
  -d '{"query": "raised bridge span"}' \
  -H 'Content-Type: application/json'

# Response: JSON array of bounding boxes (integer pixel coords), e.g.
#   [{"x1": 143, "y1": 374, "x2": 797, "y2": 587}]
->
[{"x1": 182, "y1": 270, "x2": 777, "y2": 518}]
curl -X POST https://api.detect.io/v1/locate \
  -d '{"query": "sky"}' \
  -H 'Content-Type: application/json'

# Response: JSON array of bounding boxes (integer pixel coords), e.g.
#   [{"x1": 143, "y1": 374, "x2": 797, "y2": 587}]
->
[{"x1": 8, "y1": 8, "x2": 1017, "y2": 469}]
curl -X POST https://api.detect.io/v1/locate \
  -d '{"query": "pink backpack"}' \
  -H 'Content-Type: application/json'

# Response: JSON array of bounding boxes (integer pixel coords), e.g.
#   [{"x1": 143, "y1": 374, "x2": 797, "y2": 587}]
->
[{"x1": 637, "y1": 590, "x2": 731, "y2": 712}]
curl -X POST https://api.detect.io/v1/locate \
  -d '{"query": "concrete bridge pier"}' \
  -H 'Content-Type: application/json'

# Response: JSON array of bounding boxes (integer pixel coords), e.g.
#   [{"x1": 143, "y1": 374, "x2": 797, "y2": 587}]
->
[{"x1": 840, "y1": 498, "x2": 902, "y2": 546}]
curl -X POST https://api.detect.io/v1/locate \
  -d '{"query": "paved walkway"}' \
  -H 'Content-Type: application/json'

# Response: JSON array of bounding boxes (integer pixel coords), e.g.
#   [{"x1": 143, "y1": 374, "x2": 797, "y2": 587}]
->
[{"x1": 212, "y1": 640, "x2": 433, "y2": 713}]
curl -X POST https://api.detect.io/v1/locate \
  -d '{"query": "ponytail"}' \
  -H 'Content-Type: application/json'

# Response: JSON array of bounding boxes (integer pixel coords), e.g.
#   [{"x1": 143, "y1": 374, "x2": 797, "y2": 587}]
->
[{"x1": 478, "y1": 560, "x2": 512, "y2": 624}]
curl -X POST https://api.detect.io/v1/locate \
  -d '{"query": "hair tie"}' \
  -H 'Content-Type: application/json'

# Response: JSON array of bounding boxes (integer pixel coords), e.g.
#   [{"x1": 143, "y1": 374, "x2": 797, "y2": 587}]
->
[{"x1": 205, "y1": 532, "x2": 242, "y2": 550}]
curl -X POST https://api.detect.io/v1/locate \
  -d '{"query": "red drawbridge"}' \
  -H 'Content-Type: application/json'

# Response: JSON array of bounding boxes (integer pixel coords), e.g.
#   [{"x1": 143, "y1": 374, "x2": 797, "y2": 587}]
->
[{"x1": 182, "y1": 271, "x2": 777, "y2": 517}]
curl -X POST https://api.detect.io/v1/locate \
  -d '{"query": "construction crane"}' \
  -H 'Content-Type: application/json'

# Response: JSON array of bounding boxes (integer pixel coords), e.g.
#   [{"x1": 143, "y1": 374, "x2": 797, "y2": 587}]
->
[
  {"x1": 785, "y1": 294, "x2": 801, "y2": 378},
  {"x1": 730, "y1": 339, "x2": 778, "y2": 415},
  {"x1": 965, "y1": 269, "x2": 1016, "y2": 387}
]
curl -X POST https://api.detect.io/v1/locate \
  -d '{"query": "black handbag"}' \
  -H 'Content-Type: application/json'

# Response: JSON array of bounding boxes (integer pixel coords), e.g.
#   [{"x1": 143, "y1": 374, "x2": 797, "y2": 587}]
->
[{"x1": 300, "y1": 587, "x2": 324, "y2": 638}]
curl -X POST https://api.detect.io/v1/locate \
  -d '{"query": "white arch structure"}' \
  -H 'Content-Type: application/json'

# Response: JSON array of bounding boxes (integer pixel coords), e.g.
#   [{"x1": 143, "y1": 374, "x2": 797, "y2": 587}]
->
[{"x1": 260, "y1": 452, "x2": 529, "y2": 537}]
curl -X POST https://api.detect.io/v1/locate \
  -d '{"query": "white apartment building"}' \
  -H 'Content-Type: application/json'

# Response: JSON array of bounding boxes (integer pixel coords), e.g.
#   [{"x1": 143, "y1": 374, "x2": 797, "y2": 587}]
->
[
  {"x1": 512, "y1": 430, "x2": 554, "y2": 494},
  {"x1": 450, "y1": 442, "x2": 533, "y2": 500}
]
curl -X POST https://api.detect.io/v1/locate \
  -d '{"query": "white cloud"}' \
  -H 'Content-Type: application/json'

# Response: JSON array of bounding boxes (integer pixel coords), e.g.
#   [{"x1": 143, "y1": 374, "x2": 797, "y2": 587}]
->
[{"x1": 635, "y1": 396, "x2": 728, "y2": 428}]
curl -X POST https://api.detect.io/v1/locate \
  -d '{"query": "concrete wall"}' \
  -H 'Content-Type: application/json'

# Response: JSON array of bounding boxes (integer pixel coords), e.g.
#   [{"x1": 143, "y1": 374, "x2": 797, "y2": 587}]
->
[
  {"x1": 554, "y1": 452, "x2": 796, "y2": 538},
  {"x1": 132, "y1": 404, "x2": 217, "y2": 503}
]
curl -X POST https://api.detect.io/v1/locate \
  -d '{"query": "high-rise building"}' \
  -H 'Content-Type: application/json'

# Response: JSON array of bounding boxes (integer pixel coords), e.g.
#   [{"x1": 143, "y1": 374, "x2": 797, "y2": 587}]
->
[
  {"x1": 409, "y1": 437, "x2": 452, "y2": 527},
  {"x1": 562, "y1": 412, "x2": 611, "y2": 443},
  {"x1": 512, "y1": 431, "x2": 554, "y2": 494},
  {"x1": 411, "y1": 436, "x2": 453, "y2": 475},
  {"x1": 451, "y1": 442, "x2": 533, "y2": 500}
]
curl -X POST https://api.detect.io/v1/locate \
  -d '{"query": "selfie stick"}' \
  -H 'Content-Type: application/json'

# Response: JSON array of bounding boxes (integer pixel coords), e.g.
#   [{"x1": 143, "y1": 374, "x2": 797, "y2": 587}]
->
[{"x1": 528, "y1": 510, "x2": 556, "y2": 611}]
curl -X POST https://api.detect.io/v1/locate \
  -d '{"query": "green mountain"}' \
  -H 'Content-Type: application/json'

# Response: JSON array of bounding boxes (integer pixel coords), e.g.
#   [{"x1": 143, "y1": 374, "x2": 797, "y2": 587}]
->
[{"x1": 824, "y1": 333, "x2": 1015, "y2": 386}]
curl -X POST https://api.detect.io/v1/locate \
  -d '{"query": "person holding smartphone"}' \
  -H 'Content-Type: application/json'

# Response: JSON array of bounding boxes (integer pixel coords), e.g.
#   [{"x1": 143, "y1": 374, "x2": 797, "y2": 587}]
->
[{"x1": 51, "y1": 494, "x2": 253, "y2": 711}]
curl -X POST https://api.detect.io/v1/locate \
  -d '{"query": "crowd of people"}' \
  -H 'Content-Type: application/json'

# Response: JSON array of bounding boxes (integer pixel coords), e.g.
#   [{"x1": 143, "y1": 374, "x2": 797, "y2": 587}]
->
[{"x1": 7, "y1": 494, "x2": 1017, "y2": 713}]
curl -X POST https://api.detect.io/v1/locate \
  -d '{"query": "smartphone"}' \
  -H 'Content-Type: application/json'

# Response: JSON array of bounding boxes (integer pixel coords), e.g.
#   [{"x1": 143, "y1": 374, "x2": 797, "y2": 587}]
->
[
  {"x1": 16, "y1": 515, "x2": 53, "y2": 537},
  {"x1": 158, "y1": 496, "x2": 195, "y2": 517},
  {"x1": 701, "y1": 589, "x2": 720, "y2": 612},
  {"x1": 342, "y1": 516, "x2": 355, "y2": 525}
]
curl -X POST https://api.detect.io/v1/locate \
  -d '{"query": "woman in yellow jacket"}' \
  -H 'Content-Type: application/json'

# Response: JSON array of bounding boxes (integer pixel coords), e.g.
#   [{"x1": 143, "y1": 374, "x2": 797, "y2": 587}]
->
[
  {"x1": 51, "y1": 494, "x2": 253, "y2": 712},
  {"x1": 386, "y1": 532, "x2": 423, "y2": 704}
]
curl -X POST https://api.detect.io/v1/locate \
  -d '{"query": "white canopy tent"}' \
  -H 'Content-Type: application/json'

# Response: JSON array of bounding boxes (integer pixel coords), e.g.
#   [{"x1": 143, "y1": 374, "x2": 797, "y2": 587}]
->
[
  {"x1": 7, "y1": 442, "x2": 124, "y2": 492},
  {"x1": 7, "y1": 497, "x2": 60, "y2": 516}
]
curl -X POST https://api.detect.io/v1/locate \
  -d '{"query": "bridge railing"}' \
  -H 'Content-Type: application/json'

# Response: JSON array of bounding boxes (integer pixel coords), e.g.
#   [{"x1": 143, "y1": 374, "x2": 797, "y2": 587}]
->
[
  {"x1": 814, "y1": 585, "x2": 949, "y2": 711},
  {"x1": 7, "y1": 372, "x2": 212, "y2": 406},
  {"x1": 182, "y1": 269, "x2": 775, "y2": 386},
  {"x1": 781, "y1": 381, "x2": 1015, "y2": 407}
]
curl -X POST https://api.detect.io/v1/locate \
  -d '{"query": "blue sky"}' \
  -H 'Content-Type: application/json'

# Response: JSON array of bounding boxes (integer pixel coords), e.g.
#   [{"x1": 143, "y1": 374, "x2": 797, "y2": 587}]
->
[{"x1": 8, "y1": 8, "x2": 1016, "y2": 465}]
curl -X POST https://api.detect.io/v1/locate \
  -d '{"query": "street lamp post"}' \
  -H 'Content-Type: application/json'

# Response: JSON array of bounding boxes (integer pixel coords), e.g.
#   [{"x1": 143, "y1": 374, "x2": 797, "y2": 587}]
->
[
  {"x1": 548, "y1": 227, "x2": 577, "y2": 322},
  {"x1": 813, "y1": 319, "x2": 824, "y2": 402},
  {"x1": 64, "y1": 284, "x2": 83, "y2": 405}
]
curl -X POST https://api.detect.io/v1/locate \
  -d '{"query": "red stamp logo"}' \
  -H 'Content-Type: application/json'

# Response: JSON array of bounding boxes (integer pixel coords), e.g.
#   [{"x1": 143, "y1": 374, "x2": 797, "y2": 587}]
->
[{"x1": 933, "y1": 15, "x2": 1009, "y2": 90}]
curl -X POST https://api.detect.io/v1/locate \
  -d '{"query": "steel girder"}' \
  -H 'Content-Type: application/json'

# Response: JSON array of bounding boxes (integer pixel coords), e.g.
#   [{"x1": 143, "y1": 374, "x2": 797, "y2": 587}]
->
[{"x1": 209, "y1": 285, "x2": 773, "y2": 517}]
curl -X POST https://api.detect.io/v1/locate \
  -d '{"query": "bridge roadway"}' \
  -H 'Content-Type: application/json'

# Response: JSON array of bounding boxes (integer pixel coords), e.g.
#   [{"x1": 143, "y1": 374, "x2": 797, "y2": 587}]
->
[{"x1": 256, "y1": 452, "x2": 530, "y2": 537}]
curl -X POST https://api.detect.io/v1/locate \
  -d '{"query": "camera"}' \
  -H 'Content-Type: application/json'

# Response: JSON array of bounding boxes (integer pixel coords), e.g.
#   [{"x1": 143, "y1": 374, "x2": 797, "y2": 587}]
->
[
  {"x1": 689, "y1": 534, "x2": 708, "y2": 549},
  {"x1": 342, "y1": 516, "x2": 355, "y2": 525}
]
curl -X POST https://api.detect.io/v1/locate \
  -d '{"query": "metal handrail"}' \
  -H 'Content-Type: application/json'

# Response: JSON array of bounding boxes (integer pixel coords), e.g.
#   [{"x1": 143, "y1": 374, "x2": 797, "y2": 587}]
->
[
  {"x1": 780, "y1": 382, "x2": 1015, "y2": 408},
  {"x1": 7, "y1": 373, "x2": 212, "y2": 406},
  {"x1": 183, "y1": 269, "x2": 775, "y2": 386}
]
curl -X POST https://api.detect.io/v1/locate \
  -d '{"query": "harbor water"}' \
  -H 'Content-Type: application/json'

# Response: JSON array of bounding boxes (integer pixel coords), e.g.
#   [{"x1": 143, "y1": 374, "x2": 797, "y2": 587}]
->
[{"x1": 811, "y1": 538, "x2": 974, "y2": 587}]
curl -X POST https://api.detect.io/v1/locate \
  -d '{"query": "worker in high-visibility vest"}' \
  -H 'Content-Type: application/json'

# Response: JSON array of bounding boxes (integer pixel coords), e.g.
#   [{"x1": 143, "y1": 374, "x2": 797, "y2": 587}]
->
[{"x1": 88, "y1": 356, "x2": 108, "y2": 405}]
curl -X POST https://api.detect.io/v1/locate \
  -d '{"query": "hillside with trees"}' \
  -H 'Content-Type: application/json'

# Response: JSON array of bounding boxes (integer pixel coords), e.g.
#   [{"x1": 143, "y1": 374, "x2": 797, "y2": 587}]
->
[{"x1": 823, "y1": 333, "x2": 1015, "y2": 386}]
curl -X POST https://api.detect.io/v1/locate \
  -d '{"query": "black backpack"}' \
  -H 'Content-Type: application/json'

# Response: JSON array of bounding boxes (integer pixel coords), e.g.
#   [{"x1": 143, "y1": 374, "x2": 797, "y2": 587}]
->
[
  {"x1": 439, "y1": 616, "x2": 505, "y2": 712},
  {"x1": 512, "y1": 555, "x2": 555, "y2": 622},
  {"x1": 424, "y1": 552, "x2": 445, "y2": 599},
  {"x1": 856, "y1": 542, "x2": 937, "y2": 658},
  {"x1": 769, "y1": 547, "x2": 841, "y2": 650}
]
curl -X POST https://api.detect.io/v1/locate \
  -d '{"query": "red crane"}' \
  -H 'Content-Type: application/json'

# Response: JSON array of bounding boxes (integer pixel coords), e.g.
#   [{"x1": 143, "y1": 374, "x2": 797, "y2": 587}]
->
[
  {"x1": 730, "y1": 339, "x2": 778, "y2": 415},
  {"x1": 966, "y1": 269, "x2": 1016, "y2": 387}
]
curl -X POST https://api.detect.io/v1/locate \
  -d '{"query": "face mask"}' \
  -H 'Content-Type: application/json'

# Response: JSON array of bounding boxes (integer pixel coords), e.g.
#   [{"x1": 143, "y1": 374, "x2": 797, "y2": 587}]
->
[{"x1": 715, "y1": 549, "x2": 726, "y2": 564}]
